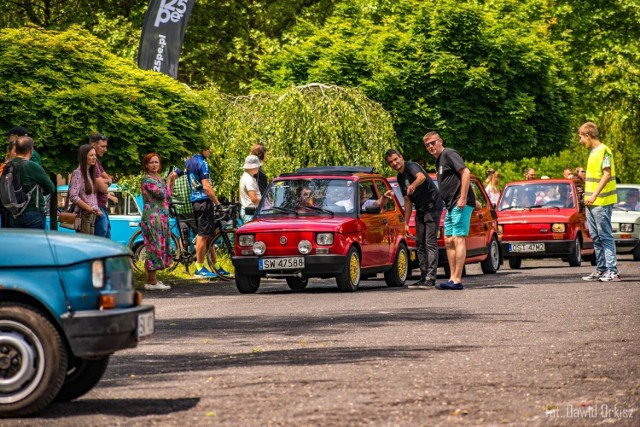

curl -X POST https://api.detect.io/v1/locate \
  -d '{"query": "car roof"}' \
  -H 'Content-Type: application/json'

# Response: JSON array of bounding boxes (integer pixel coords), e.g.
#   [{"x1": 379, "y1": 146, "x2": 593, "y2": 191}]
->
[{"x1": 278, "y1": 166, "x2": 380, "y2": 179}]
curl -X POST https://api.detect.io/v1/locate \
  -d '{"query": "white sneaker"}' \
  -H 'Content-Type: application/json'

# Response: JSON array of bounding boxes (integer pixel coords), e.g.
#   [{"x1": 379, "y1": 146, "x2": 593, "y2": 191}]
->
[{"x1": 144, "y1": 282, "x2": 171, "y2": 290}]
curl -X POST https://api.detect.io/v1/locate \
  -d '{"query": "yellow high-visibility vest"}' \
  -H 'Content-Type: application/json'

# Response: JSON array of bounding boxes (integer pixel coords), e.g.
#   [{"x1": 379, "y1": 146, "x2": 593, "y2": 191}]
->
[{"x1": 585, "y1": 144, "x2": 617, "y2": 206}]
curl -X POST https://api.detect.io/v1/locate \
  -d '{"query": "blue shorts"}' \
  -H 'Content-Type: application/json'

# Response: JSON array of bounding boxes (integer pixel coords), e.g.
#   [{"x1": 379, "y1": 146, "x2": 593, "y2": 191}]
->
[{"x1": 444, "y1": 205, "x2": 473, "y2": 237}]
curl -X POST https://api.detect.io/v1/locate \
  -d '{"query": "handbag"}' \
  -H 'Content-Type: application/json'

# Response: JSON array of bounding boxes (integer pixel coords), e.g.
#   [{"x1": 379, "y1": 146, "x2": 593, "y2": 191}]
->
[{"x1": 58, "y1": 201, "x2": 81, "y2": 231}]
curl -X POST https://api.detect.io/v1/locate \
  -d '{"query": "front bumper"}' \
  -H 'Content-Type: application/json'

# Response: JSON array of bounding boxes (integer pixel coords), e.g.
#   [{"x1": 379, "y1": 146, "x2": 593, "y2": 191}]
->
[
  {"x1": 501, "y1": 240, "x2": 575, "y2": 258},
  {"x1": 60, "y1": 304, "x2": 154, "y2": 357},
  {"x1": 232, "y1": 255, "x2": 347, "y2": 276},
  {"x1": 614, "y1": 237, "x2": 639, "y2": 252}
]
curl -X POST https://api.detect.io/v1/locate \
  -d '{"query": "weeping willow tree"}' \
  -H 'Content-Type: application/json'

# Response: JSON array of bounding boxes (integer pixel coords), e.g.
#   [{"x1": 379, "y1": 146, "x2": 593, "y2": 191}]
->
[{"x1": 203, "y1": 83, "x2": 398, "y2": 200}]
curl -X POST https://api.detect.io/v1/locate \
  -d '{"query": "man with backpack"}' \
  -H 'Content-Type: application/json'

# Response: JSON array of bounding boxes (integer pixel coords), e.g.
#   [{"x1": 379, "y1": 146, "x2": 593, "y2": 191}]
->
[{"x1": 0, "y1": 136, "x2": 54, "y2": 229}]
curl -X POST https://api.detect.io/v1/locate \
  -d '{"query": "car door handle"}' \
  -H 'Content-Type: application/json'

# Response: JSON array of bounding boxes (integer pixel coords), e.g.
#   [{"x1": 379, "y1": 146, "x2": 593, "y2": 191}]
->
[
  {"x1": 383, "y1": 218, "x2": 388, "y2": 224},
  {"x1": 478, "y1": 214, "x2": 483, "y2": 219}
]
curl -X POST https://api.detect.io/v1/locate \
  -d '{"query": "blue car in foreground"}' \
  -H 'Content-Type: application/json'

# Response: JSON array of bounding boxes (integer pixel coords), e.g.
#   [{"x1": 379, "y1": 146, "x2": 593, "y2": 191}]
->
[{"x1": 0, "y1": 229, "x2": 154, "y2": 417}]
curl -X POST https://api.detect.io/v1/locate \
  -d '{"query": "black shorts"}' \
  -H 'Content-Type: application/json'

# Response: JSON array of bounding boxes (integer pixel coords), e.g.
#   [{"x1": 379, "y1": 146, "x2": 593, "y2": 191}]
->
[{"x1": 192, "y1": 200, "x2": 215, "y2": 237}]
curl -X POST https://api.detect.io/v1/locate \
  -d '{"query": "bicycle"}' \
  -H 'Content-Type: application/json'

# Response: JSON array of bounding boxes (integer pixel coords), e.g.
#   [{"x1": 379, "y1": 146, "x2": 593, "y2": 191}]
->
[{"x1": 128, "y1": 201, "x2": 241, "y2": 281}]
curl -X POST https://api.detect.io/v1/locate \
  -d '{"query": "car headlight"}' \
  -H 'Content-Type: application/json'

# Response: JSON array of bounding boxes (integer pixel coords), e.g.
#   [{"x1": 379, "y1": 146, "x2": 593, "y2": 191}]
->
[
  {"x1": 298, "y1": 240, "x2": 312, "y2": 255},
  {"x1": 620, "y1": 223, "x2": 634, "y2": 232},
  {"x1": 239, "y1": 234, "x2": 255, "y2": 247},
  {"x1": 253, "y1": 241, "x2": 266, "y2": 256},
  {"x1": 552, "y1": 223, "x2": 566, "y2": 233},
  {"x1": 316, "y1": 233, "x2": 334, "y2": 245},
  {"x1": 92, "y1": 260, "x2": 104, "y2": 289}
]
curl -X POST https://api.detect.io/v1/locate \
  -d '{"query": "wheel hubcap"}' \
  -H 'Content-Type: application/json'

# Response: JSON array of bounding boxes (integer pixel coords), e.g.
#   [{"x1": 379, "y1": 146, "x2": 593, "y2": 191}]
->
[
  {"x1": 0, "y1": 322, "x2": 43, "y2": 403},
  {"x1": 398, "y1": 250, "x2": 408, "y2": 280},
  {"x1": 349, "y1": 253, "x2": 360, "y2": 284}
]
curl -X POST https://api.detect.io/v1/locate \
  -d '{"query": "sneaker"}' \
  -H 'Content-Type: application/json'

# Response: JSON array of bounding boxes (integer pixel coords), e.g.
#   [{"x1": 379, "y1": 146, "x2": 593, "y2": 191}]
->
[
  {"x1": 582, "y1": 270, "x2": 604, "y2": 281},
  {"x1": 144, "y1": 282, "x2": 171, "y2": 290},
  {"x1": 599, "y1": 271, "x2": 621, "y2": 282},
  {"x1": 194, "y1": 267, "x2": 217, "y2": 278},
  {"x1": 215, "y1": 266, "x2": 231, "y2": 277},
  {"x1": 425, "y1": 279, "x2": 436, "y2": 287},
  {"x1": 407, "y1": 278, "x2": 429, "y2": 289},
  {"x1": 436, "y1": 280, "x2": 463, "y2": 290}
]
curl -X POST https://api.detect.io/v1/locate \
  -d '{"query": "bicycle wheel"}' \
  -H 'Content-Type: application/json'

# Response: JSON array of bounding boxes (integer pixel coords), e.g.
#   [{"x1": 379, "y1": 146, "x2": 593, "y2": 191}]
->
[
  {"x1": 128, "y1": 229, "x2": 181, "y2": 273},
  {"x1": 207, "y1": 228, "x2": 236, "y2": 281}
]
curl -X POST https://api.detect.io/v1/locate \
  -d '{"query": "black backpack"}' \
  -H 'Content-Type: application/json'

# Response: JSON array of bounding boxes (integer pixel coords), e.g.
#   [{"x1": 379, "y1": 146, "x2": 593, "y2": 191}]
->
[{"x1": 0, "y1": 159, "x2": 38, "y2": 219}]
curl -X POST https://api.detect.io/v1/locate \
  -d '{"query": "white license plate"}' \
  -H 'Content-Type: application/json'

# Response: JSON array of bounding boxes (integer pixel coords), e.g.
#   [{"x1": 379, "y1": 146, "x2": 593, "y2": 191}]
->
[
  {"x1": 137, "y1": 311, "x2": 154, "y2": 338},
  {"x1": 259, "y1": 257, "x2": 305, "y2": 270},
  {"x1": 509, "y1": 243, "x2": 546, "y2": 253}
]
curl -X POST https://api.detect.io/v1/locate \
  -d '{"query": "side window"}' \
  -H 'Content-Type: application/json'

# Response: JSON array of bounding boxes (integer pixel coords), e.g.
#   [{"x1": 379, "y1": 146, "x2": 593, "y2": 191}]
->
[
  {"x1": 471, "y1": 180, "x2": 487, "y2": 208},
  {"x1": 375, "y1": 180, "x2": 395, "y2": 212},
  {"x1": 358, "y1": 181, "x2": 378, "y2": 213},
  {"x1": 126, "y1": 193, "x2": 141, "y2": 216},
  {"x1": 107, "y1": 191, "x2": 126, "y2": 215},
  {"x1": 57, "y1": 191, "x2": 68, "y2": 209}
]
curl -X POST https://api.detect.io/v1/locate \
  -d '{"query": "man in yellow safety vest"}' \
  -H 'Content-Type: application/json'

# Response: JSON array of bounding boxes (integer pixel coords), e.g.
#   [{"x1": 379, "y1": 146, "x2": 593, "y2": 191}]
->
[{"x1": 578, "y1": 122, "x2": 620, "y2": 282}]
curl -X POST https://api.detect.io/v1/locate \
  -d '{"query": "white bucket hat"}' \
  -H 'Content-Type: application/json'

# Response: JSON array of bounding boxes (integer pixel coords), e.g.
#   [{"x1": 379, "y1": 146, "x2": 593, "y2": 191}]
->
[{"x1": 242, "y1": 154, "x2": 261, "y2": 170}]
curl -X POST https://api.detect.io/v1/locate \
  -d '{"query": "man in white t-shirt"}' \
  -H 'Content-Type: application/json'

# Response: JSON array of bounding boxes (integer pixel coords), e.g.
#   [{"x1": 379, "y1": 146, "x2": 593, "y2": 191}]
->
[{"x1": 239, "y1": 155, "x2": 262, "y2": 221}]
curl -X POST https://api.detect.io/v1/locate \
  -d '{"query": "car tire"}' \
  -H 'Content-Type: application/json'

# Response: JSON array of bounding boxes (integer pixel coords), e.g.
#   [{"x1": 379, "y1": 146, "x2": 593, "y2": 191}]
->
[
  {"x1": 286, "y1": 277, "x2": 308, "y2": 290},
  {"x1": 480, "y1": 237, "x2": 500, "y2": 274},
  {"x1": 633, "y1": 245, "x2": 640, "y2": 261},
  {"x1": 384, "y1": 243, "x2": 409, "y2": 287},
  {"x1": 336, "y1": 246, "x2": 361, "y2": 292},
  {"x1": 508, "y1": 258, "x2": 522, "y2": 269},
  {"x1": 235, "y1": 274, "x2": 261, "y2": 294},
  {"x1": 54, "y1": 355, "x2": 110, "y2": 402},
  {"x1": 568, "y1": 237, "x2": 582, "y2": 267},
  {"x1": 0, "y1": 303, "x2": 68, "y2": 418}
]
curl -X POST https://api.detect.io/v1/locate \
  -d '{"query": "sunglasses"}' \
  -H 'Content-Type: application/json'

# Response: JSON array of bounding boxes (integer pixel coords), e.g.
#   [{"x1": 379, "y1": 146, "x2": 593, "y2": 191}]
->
[{"x1": 424, "y1": 139, "x2": 440, "y2": 147}]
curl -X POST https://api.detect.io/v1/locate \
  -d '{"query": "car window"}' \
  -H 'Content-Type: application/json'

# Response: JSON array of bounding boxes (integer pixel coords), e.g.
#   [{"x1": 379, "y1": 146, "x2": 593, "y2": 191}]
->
[
  {"x1": 258, "y1": 179, "x2": 355, "y2": 215},
  {"x1": 107, "y1": 191, "x2": 125, "y2": 215},
  {"x1": 375, "y1": 180, "x2": 394, "y2": 212},
  {"x1": 126, "y1": 192, "x2": 141, "y2": 216},
  {"x1": 471, "y1": 180, "x2": 487, "y2": 208},
  {"x1": 615, "y1": 187, "x2": 640, "y2": 210},
  {"x1": 359, "y1": 181, "x2": 380, "y2": 214}
]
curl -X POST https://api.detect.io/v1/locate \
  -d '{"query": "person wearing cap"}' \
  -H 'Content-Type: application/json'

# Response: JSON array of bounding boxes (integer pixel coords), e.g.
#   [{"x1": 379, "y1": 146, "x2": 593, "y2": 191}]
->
[
  {"x1": 5, "y1": 126, "x2": 41, "y2": 166},
  {"x1": 250, "y1": 143, "x2": 268, "y2": 194},
  {"x1": 89, "y1": 132, "x2": 113, "y2": 238},
  {"x1": 622, "y1": 189, "x2": 640, "y2": 211},
  {"x1": 239, "y1": 155, "x2": 262, "y2": 222}
]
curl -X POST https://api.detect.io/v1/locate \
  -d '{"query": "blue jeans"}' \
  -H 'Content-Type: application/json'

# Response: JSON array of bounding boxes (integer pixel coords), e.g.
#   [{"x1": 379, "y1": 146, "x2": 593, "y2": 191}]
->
[
  {"x1": 586, "y1": 205, "x2": 617, "y2": 273},
  {"x1": 94, "y1": 206, "x2": 111, "y2": 238},
  {"x1": 8, "y1": 210, "x2": 46, "y2": 229}
]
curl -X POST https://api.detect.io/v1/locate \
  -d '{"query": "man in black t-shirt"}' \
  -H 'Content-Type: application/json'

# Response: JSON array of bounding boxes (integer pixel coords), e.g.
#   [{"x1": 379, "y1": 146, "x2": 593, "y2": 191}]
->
[
  {"x1": 385, "y1": 149, "x2": 444, "y2": 288},
  {"x1": 423, "y1": 131, "x2": 475, "y2": 290}
]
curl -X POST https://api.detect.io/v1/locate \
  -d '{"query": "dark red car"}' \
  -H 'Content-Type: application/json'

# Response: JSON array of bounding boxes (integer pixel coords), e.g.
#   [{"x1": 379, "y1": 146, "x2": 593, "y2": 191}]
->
[
  {"x1": 388, "y1": 175, "x2": 502, "y2": 276},
  {"x1": 497, "y1": 179, "x2": 594, "y2": 268},
  {"x1": 232, "y1": 167, "x2": 410, "y2": 293}
]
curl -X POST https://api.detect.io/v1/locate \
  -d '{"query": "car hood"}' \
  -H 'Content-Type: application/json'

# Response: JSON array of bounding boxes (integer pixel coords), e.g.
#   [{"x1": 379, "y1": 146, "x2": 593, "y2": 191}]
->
[
  {"x1": 0, "y1": 229, "x2": 131, "y2": 267},
  {"x1": 497, "y1": 209, "x2": 578, "y2": 224},
  {"x1": 611, "y1": 209, "x2": 640, "y2": 223},
  {"x1": 238, "y1": 217, "x2": 359, "y2": 234}
]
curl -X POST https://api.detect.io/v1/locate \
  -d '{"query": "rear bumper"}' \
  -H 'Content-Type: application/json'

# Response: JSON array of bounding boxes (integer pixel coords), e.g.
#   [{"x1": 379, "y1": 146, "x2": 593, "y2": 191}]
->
[
  {"x1": 60, "y1": 304, "x2": 154, "y2": 357},
  {"x1": 501, "y1": 240, "x2": 575, "y2": 258},
  {"x1": 232, "y1": 255, "x2": 347, "y2": 276}
]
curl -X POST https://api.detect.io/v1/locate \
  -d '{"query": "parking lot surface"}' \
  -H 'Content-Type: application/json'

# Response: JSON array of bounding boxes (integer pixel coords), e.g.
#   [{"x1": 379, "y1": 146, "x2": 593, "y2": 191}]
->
[{"x1": 4, "y1": 258, "x2": 639, "y2": 426}]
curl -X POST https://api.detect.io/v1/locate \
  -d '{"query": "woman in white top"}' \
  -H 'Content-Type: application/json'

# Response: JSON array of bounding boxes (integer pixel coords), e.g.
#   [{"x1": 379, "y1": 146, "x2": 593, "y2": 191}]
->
[
  {"x1": 239, "y1": 155, "x2": 262, "y2": 222},
  {"x1": 484, "y1": 169, "x2": 501, "y2": 206}
]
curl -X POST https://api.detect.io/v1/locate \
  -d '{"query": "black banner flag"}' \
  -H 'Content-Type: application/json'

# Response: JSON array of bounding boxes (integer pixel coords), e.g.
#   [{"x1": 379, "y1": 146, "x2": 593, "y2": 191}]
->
[{"x1": 137, "y1": 0, "x2": 195, "y2": 79}]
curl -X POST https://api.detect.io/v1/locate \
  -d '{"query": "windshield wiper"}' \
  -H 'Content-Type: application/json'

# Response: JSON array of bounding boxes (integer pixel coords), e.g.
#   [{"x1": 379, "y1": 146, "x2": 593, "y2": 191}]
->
[
  {"x1": 500, "y1": 206, "x2": 524, "y2": 211},
  {"x1": 526, "y1": 205, "x2": 560, "y2": 210},
  {"x1": 266, "y1": 206, "x2": 298, "y2": 215},
  {"x1": 298, "y1": 205, "x2": 335, "y2": 215}
]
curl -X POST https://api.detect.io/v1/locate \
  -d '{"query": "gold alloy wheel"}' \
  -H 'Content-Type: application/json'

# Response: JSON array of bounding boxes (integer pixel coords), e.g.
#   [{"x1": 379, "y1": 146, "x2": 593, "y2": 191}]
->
[
  {"x1": 349, "y1": 252, "x2": 360, "y2": 285},
  {"x1": 398, "y1": 249, "x2": 408, "y2": 280}
]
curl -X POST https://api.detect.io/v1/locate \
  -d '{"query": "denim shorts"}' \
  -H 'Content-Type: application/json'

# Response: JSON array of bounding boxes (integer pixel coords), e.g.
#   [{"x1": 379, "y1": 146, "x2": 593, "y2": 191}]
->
[{"x1": 444, "y1": 205, "x2": 474, "y2": 237}]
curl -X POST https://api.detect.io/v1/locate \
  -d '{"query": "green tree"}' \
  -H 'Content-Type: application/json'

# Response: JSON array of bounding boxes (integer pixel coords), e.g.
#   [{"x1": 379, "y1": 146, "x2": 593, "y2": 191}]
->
[
  {"x1": 202, "y1": 83, "x2": 397, "y2": 200},
  {"x1": 255, "y1": 0, "x2": 574, "y2": 163},
  {"x1": 0, "y1": 26, "x2": 207, "y2": 176}
]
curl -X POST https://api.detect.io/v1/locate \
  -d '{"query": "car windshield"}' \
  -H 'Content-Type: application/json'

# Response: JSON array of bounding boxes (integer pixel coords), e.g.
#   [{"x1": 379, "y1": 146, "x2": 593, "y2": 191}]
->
[
  {"x1": 499, "y1": 182, "x2": 574, "y2": 211},
  {"x1": 257, "y1": 179, "x2": 356, "y2": 216},
  {"x1": 614, "y1": 187, "x2": 640, "y2": 211}
]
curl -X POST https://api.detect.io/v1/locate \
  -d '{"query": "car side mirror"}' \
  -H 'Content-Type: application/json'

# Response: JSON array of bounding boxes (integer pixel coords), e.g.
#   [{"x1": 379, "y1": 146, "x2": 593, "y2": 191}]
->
[
  {"x1": 363, "y1": 205, "x2": 381, "y2": 214},
  {"x1": 244, "y1": 206, "x2": 256, "y2": 215}
]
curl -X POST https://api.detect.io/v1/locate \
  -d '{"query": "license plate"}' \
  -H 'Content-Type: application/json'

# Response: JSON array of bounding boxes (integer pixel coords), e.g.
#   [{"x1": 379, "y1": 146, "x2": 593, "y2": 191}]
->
[
  {"x1": 509, "y1": 243, "x2": 545, "y2": 253},
  {"x1": 137, "y1": 311, "x2": 154, "y2": 338},
  {"x1": 259, "y1": 257, "x2": 305, "y2": 270}
]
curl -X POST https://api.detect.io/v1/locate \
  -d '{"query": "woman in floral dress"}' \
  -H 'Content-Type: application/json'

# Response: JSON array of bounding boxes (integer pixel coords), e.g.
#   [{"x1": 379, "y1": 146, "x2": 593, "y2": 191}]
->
[{"x1": 141, "y1": 153, "x2": 175, "y2": 290}]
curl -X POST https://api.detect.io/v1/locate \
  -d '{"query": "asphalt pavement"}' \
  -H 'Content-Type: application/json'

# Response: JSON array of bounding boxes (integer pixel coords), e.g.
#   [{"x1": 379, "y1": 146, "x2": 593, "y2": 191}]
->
[{"x1": 3, "y1": 256, "x2": 639, "y2": 426}]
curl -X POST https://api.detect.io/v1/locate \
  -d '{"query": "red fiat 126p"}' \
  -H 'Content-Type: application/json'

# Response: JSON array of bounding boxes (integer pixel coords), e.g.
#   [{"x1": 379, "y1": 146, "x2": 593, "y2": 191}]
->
[{"x1": 231, "y1": 166, "x2": 410, "y2": 293}]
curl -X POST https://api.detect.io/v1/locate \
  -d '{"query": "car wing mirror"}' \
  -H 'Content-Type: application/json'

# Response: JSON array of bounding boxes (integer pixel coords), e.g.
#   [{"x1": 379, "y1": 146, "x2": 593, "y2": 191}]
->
[
  {"x1": 363, "y1": 205, "x2": 381, "y2": 214},
  {"x1": 245, "y1": 206, "x2": 256, "y2": 215}
]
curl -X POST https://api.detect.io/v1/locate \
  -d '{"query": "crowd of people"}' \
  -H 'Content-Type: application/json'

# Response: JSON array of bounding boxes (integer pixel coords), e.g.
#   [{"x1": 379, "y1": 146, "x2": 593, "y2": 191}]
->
[{"x1": 0, "y1": 121, "x2": 625, "y2": 287}]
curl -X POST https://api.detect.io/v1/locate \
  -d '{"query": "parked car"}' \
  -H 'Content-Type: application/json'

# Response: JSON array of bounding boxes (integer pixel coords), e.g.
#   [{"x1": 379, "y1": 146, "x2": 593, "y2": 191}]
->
[
  {"x1": 49, "y1": 184, "x2": 144, "y2": 246},
  {"x1": 496, "y1": 179, "x2": 594, "y2": 268},
  {"x1": 612, "y1": 184, "x2": 640, "y2": 260},
  {"x1": 232, "y1": 166, "x2": 410, "y2": 293},
  {"x1": 388, "y1": 175, "x2": 502, "y2": 276},
  {"x1": 0, "y1": 229, "x2": 154, "y2": 417}
]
